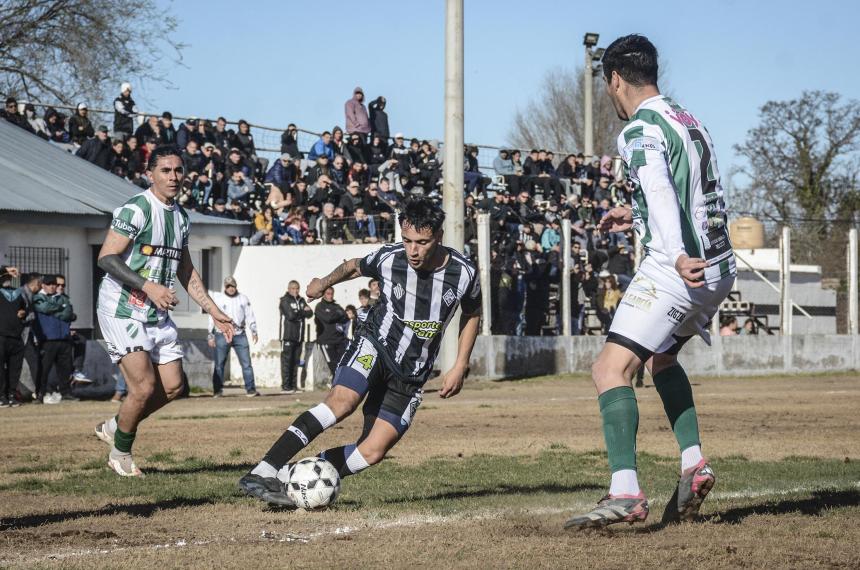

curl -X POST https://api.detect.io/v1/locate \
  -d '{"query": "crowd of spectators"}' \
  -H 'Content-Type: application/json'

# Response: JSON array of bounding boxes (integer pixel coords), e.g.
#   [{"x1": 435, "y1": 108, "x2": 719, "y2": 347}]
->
[{"x1": 2, "y1": 82, "x2": 639, "y2": 336}]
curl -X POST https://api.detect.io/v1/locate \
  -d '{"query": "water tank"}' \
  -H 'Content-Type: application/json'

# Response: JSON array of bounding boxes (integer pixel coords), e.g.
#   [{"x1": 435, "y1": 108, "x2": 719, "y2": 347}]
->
[{"x1": 729, "y1": 216, "x2": 764, "y2": 249}]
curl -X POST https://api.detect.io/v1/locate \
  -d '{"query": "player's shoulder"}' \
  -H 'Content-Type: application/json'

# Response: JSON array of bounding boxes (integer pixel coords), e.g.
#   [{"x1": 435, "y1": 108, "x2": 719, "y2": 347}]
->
[
  {"x1": 372, "y1": 242, "x2": 405, "y2": 261},
  {"x1": 447, "y1": 247, "x2": 477, "y2": 276},
  {"x1": 114, "y1": 190, "x2": 151, "y2": 216}
]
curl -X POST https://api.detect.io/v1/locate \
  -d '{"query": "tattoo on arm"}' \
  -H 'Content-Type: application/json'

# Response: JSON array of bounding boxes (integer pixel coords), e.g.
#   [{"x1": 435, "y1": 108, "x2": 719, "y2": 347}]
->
[
  {"x1": 320, "y1": 258, "x2": 361, "y2": 289},
  {"x1": 178, "y1": 248, "x2": 215, "y2": 313},
  {"x1": 98, "y1": 254, "x2": 146, "y2": 290}
]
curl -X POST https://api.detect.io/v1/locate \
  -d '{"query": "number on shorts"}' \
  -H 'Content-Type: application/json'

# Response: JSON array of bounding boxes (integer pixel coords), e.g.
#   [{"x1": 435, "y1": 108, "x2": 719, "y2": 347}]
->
[{"x1": 356, "y1": 354, "x2": 375, "y2": 371}]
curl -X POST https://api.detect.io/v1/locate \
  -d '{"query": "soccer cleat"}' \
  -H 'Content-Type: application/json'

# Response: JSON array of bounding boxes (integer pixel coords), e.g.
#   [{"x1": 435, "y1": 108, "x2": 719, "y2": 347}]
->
[
  {"x1": 564, "y1": 493, "x2": 649, "y2": 530},
  {"x1": 677, "y1": 459, "x2": 715, "y2": 521},
  {"x1": 94, "y1": 421, "x2": 115, "y2": 446},
  {"x1": 107, "y1": 452, "x2": 144, "y2": 477},
  {"x1": 238, "y1": 472, "x2": 296, "y2": 508}
]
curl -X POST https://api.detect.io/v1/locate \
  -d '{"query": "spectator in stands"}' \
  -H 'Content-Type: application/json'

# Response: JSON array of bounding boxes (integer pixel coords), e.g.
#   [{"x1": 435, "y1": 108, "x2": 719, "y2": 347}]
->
[
  {"x1": 308, "y1": 131, "x2": 334, "y2": 162},
  {"x1": 280, "y1": 123, "x2": 301, "y2": 158},
  {"x1": 464, "y1": 145, "x2": 485, "y2": 195},
  {"x1": 0, "y1": 268, "x2": 26, "y2": 407},
  {"x1": 44, "y1": 108, "x2": 69, "y2": 144},
  {"x1": 367, "y1": 135, "x2": 387, "y2": 169},
  {"x1": 227, "y1": 170, "x2": 254, "y2": 202},
  {"x1": 1, "y1": 97, "x2": 34, "y2": 133},
  {"x1": 210, "y1": 198, "x2": 231, "y2": 218},
  {"x1": 23, "y1": 104, "x2": 49, "y2": 139},
  {"x1": 134, "y1": 115, "x2": 160, "y2": 145},
  {"x1": 331, "y1": 126, "x2": 347, "y2": 157},
  {"x1": 200, "y1": 142, "x2": 223, "y2": 178},
  {"x1": 720, "y1": 316, "x2": 739, "y2": 336},
  {"x1": 317, "y1": 202, "x2": 345, "y2": 244},
  {"x1": 279, "y1": 280, "x2": 312, "y2": 393},
  {"x1": 345, "y1": 86, "x2": 371, "y2": 143},
  {"x1": 176, "y1": 117, "x2": 199, "y2": 151},
  {"x1": 314, "y1": 286, "x2": 349, "y2": 375},
  {"x1": 740, "y1": 318, "x2": 757, "y2": 335},
  {"x1": 76, "y1": 125, "x2": 113, "y2": 170},
  {"x1": 33, "y1": 274, "x2": 76, "y2": 404},
  {"x1": 346, "y1": 207, "x2": 378, "y2": 243},
  {"x1": 338, "y1": 180, "x2": 363, "y2": 216},
  {"x1": 264, "y1": 153, "x2": 295, "y2": 191},
  {"x1": 111, "y1": 138, "x2": 129, "y2": 177},
  {"x1": 68, "y1": 103, "x2": 94, "y2": 145},
  {"x1": 556, "y1": 154, "x2": 577, "y2": 197},
  {"x1": 113, "y1": 82, "x2": 138, "y2": 139},
  {"x1": 329, "y1": 154, "x2": 349, "y2": 191},
  {"x1": 369, "y1": 96, "x2": 390, "y2": 143},
  {"x1": 159, "y1": 111, "x2": 177, "y2": 147},
  {"x1": 572, "y1": 153, "x2": 594, "y2": 198},
  {"x1": 182, "y1": 139, "x2": 205, "y2": 175}
]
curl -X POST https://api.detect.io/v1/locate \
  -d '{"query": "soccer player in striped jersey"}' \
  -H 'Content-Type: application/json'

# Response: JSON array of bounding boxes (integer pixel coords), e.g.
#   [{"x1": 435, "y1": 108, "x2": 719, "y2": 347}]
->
[
  {"x1": 240, "y1": 197, "x2": 481, "y2": 507},
  {"x1": 564, "y1": 35, "x2": 734, "y2": 530},
  {"x1": 93, "y1": 146, "x2": 234, "y2": 477}
]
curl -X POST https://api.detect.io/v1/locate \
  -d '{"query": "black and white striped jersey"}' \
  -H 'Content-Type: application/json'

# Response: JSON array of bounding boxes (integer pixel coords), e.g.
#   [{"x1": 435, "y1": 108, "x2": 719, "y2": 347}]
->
[{"x1": 357, "y1": 243, "x2": 481, "y2": 385}]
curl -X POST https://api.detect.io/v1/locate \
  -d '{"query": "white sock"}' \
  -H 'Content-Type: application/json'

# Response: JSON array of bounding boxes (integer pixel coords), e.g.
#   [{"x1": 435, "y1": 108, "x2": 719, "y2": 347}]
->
[
  {"x1": 110, "y1": 446, "x2": 130, "y2": 458},
  {"x1": 251, "y1": 461, "x2": 278, "y2": 479},
  {"x1": 609, "y1": 469, "x2": 641, "y2": 496},
  {"x1": 681, "y1": 445, "x2": 704, "y2": 472},
  {"x1": 106, "y1": 416, "x2": 118, "y2": 436},
  {"x1": 308, "y1": 403, "x2": 337, "y2": 429},
  {"x1": 345, "y1": 447, "x2": 370, "y2": 475}
]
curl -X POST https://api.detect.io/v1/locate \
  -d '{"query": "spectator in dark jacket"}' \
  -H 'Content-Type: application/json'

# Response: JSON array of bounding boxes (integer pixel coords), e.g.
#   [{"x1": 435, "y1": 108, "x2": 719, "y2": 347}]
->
[
  {"x1": 280, "y1": 123, "x2": 301, "y2": 158},
  {"x1": 159, "y1": 111, "x2": 177, "y2": 147},
  {"x1": 279, "y1": 280, "x2": 313, "y2": 393},
  {"x1": 113, "y1": 82, "x2": 137, "y2": 138},
  {"x1": 369, "y1": 96, "x2": 390, "y2": 142},
  {"x1": 0, "y1": 268, "x2": 26, "y2": 407},
  {"x1": 33, "y1": 274, "x2": 76, "y2": 403},
  {"x1": 76, "y1": 126, "x2": 114, "y2": 170},
  {"x1": 344, "y1": 86, "x2": 371, "y2": 141},
  {"x1": 176, "y1": 118, "x2": 201, "y2": 152},
  {"x1": 1, "y1": 97, "x2": 35, "y2": 134},
  {"x1": 68, "y1": 104, "x2": 94, "y2": 145},
  {"x1": 314, "y1": 287, "x2": 349, "y2": 375}
]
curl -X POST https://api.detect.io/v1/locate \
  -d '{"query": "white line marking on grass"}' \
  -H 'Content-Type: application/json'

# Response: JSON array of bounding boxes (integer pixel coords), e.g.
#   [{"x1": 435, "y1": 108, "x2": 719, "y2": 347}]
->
[{"x1": 20, "y1": 482, "x2": 859, "y2": 563}]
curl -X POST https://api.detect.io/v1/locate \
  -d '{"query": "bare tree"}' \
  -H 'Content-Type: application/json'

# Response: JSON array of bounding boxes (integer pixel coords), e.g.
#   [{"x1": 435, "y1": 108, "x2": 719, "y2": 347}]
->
[
  {"x1": 734, "y1": 91, "x2": 860, "y2": 225},
  {"x1": 0, "y1": 0, "x2": 184, "y2": 106},
  {"x1": 506, "y1": 66, "x2": 624, "y2": 157}
]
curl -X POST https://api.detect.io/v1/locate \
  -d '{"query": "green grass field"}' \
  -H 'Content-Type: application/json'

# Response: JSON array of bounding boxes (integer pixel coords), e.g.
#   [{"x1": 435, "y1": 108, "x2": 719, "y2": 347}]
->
[{"x1": 1, "y1": 373, "x2": 858, "y2": 568}]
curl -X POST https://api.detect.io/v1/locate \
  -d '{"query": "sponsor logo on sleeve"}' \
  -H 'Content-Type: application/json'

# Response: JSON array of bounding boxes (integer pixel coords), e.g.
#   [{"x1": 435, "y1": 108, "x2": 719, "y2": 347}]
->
[{"x1": 112, "y1": 218, "x2": 138, "y2": 235}]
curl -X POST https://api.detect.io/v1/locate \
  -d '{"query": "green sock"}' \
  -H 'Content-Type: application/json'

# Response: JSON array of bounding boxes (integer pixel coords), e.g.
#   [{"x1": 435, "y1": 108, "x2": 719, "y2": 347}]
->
[
  {"x1": 653, "y1": 365, "x2": 701, "y2": 451},
  {"x1": 598, "y1": 386, "x2": 639, "y2": 472},
  {"x1": 114, "y1": 423, "x2": 137, "y2": 454}
]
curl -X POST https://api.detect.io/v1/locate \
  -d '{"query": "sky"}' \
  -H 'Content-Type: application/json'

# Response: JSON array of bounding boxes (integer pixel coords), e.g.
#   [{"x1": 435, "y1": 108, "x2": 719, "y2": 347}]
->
[{"x1": 140, "y1": 0, "x2": 859, "y2": 174}]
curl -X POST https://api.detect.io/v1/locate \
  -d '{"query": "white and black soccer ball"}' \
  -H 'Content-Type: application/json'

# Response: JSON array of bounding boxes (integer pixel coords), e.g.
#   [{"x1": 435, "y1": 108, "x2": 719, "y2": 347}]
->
[{"x1": 282, "y1": 457, "x2": 341, "y2": 510}]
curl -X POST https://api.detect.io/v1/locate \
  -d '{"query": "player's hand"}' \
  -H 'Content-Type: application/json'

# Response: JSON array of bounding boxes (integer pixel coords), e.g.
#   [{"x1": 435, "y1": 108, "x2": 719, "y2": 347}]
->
[
  {"x1": 675, "y1": 254, "x2": 708, "y2": 288},
  {"x1": 142, "y1": 282, "x2": 177, "y2": 311},
  {"x1": 439, "y1": 365, "x2": 468, "y2": 399},
  {"x1": 306, "y1": 278, "x2": 325, "y2": 300},
  {"x1": 211, "y1": 310, "x2": 235, "y2": 342},
  {"x1": 598, "y1": 206, "x2": 634, "y2": 233},
  {"x1": 252, "y1": 333, "x2": 259, "y2": 344}
]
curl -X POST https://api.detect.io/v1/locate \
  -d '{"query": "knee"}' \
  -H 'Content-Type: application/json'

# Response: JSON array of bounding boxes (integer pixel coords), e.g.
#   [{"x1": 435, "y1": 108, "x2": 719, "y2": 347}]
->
[
  {"x1": 127, "y1": 379, "x2": 155, "y2": 402},
  {"x1": 323, "y1": 390, "x2": 359, "y2": 420},
  {"x1": 163, "y1": 383, "x2": 183, "y2": 402},
  {"x1": 359, "y1": 445, "x2": 386, "y2": 466},
  {"x1": 650, "y1": 353, "x2": 678, "y2": 377}
]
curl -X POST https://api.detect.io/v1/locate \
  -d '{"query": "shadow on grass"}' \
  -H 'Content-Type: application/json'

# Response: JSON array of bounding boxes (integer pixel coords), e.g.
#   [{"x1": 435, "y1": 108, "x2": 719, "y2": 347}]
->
[
  {"x1": 143, "y1": 462, "x2": 254, "y2": 476},
  {"x1": 644, "y1": 488, "x2": 860, "y2": 532},
  {"x1": 0, "y1": 497, "x2": 215, "y2": 531},
  {"x1": 382, "y1": 482, "x2": 602, "y2": 504}
]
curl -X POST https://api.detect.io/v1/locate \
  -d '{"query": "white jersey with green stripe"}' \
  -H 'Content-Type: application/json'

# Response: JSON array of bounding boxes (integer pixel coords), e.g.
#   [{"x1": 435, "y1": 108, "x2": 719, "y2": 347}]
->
[
  {"x1": 97, "y1": 190, "x2": 190, "y2": 324},
  {"x1": 618, "y1": 94, "x2": 735, "y2": 284}
]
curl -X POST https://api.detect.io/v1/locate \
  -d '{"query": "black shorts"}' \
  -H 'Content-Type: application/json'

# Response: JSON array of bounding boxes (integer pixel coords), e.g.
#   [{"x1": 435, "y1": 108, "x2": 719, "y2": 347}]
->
[{"x1": 332, "y1": 335, "x2": 423, "y2": 436}]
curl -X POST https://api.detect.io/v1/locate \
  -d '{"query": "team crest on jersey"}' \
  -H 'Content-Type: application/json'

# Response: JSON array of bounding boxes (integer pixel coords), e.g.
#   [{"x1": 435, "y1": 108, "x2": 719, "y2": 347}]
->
[
  {"x1": 393, "y1": 283, "x2": 405, "y2": 300},
  {"x1": 403, "y1": 319, "x2": 442, "y2": 339},
  {"x1": 140, "y1": 244, "x2": 182, "y2": 261},
  {"x1": 442, "y1": 288, "x2": 457, "y2": 307}
]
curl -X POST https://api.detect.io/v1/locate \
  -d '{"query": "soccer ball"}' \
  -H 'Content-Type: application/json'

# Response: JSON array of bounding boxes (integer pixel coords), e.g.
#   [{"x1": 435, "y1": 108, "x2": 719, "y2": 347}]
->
[{"x1": 282, "y1": 457, "x2": 341, "y2": 510}]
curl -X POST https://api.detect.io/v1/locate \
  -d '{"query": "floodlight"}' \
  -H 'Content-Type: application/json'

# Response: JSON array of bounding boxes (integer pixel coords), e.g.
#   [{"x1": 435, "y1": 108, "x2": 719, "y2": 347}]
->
[{"x1": 583, "y1": 32, "x2": 599, "y2": 47}]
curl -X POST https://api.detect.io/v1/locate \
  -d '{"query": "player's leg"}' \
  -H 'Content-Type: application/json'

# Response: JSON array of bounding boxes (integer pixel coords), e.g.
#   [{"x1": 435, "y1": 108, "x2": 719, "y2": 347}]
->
[
  {"x1": 319, "y1": 376, "x2": 422, "y2": 478},
  {"x1": 240, "y1": 336, "x2": 376, "y2": 502}
]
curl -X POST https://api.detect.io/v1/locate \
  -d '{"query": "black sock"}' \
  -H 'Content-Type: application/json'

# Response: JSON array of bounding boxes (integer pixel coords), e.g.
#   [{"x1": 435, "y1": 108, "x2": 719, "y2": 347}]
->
[{"x1": 262, "y1": 404, "x2": 335, "y2": 469}]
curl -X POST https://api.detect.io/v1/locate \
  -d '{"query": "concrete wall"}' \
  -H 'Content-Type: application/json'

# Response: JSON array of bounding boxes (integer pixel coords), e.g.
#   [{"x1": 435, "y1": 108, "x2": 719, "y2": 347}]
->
[{"x1": 468, "y1": 334, "x2": 860, "y2": 379}]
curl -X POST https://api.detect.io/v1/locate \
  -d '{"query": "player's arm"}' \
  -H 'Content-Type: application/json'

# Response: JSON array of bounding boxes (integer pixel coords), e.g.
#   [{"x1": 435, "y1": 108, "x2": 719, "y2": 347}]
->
[
  {"x1": 97, "y1": 230, "x2": 177, "y2": 310},
  {"x1": 439, "y1": 309, "x2": 481, "y2": 399},
  {"x1": 635, "y1": 152, "x2": 706, "y2": 288},
  {"x1": 306, "y1": 257, "x2": 362, "y2": 300},
  {"x1": 177, "y1": 246, "x2": 235, "y2": 341}
]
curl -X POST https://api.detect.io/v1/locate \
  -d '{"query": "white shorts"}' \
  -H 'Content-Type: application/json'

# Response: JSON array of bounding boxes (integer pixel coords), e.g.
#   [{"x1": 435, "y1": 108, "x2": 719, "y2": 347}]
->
[
  {"x1": 608, "y1": 256, "x2": 734, "y2": 360},
  {"x1": 98, "y1": 313, "x2": 183, "y2": 365}
]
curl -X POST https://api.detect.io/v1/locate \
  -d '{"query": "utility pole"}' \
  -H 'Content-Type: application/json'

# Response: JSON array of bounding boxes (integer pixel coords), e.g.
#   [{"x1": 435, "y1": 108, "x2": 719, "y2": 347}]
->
[
  {"x1": 582, "y1": 32, "x2": 602, "y2": 158},
  {"x1": 440, "y1": 0, "x2": 464, "y2": 372}
]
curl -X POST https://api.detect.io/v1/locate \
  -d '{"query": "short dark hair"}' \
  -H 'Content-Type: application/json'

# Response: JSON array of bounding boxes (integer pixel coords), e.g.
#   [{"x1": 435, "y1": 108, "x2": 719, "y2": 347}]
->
[
  {"x1": 358, "y1": 288, "x2": 370, "y2": 298},
  {"x1": 23, "y1": 272, "x2": 42, "y2": 285},
  {"x1": 601, "y1": 34, "x2": 658, "y2": 87},
  {"x1": 42, "y1": 274, "x2": 58, "y2": 285},
  {"x1": 147, "y1": 145, "x2": 184, "y2": 171},
  {"x1": 399, "y1": 197, "x2": 445, "y2": 234},
  {"x1": 321, "y1": 130, "x2": 331, "y2": 137}
]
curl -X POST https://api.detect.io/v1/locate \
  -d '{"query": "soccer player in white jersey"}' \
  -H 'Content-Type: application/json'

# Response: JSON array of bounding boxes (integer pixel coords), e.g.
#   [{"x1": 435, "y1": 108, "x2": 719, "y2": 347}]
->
[
  {"x1": 93, "y1": 146, "x2": 234, "y2": 477},
  {"x1": 239, "y1": 197, "x2": 481, "y2": 507},
  {"x1": 565, "y1": 35, "x2": 735, "y2": 530}
]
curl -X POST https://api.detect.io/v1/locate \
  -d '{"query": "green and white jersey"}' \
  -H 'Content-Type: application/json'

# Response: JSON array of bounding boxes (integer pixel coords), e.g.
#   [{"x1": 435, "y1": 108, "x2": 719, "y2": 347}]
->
[
  {"x1": 97, "y1": 190, "x2": 190, "y2": 324},
  {"x1": 618, "y1": 95, "x2": 735, "y2": 284}
]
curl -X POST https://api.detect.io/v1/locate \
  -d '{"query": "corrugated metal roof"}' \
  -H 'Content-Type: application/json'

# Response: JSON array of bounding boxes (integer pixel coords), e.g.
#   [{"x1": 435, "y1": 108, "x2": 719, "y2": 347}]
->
[{"x1": 0, "y1": 120, "x2": 245, "y2": 227}]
